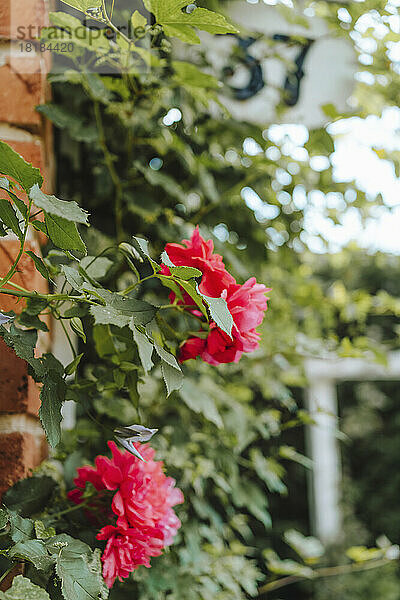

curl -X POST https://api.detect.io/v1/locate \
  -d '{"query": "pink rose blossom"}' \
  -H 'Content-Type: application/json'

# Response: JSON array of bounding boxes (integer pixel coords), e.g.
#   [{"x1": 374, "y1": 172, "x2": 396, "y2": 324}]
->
[{"x1": 68, "y1": 441, "x2": 183, "y2": 588}]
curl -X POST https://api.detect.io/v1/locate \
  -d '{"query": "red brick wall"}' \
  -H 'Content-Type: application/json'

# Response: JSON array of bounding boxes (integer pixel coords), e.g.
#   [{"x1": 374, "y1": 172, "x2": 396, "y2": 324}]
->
[{"x1": 0, "y1": 0, "x2": 51, "y2": 510}]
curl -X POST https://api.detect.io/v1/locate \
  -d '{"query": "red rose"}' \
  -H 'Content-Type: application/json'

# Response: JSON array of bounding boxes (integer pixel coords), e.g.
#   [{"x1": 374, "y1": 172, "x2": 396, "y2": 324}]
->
[
  {"x1": 164, "y1": 226, "x2": 235, "y2": 297},
  {"x1": 179, "y1": 278, "x2": 270, "y2": 365}
]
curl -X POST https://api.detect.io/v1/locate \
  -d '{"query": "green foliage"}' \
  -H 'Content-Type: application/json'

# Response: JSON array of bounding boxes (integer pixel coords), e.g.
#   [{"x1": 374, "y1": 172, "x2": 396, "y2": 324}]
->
[
  {"x1": 1, "y1": 0, "x2": 399, "y2": 597},
  {"x1": 0, "y1": 575, "x2": 51, "y2": 600}
]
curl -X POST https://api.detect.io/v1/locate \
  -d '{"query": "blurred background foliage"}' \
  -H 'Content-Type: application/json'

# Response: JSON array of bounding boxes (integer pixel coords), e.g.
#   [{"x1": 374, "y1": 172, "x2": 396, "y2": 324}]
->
[{"x1": 38, "y1": 0, "x2": 400, "y2": 597}]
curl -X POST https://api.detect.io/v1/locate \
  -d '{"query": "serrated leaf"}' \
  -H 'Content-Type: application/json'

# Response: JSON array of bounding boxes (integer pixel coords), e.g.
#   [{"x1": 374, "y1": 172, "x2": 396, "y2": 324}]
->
[
  {"x1": 34, "y1": 520, "x2": 56, "y2": 540},
  {"x1": 0, "y1": 575, "x2": 51, "y2": 599},
  {"x1": 0, "y1": 140, "x2": 43, "y2": 192},
  {"x1": 0, "y1": 324, "x2": 38, "y2": 372},
  {"x1": 131, "y1": 324, "x2": 154, "y2": 373},
  {"x1": 176, "y1": 279, "x2": 208, "y2": 319},
  {"x1": 155, "y1": 344, "x2": 180, "y2": 370},
  {"x1": 90, "y1": 305, "x2": 130, "y2": 328},
  {"x1": 5, "y1": 188, "x2": 28, "y2": 219},
  {"x1": 9, "y1": 540, "x2": 54, "y2": 571},
  {"x1": 198, "y1": 289, "x2": 233, "y2": 337},
  {"x1": 131, "y1": 236, "x2": 160, "y2": 271},
  {"x1": 143, "y1": 0, "x2": 238, "y2": 43},
  {"x1": 0, "y1": 198, "x2": 23, "y2": 239},
  {"x1": 30, "y1": 185, "x2": 89, "y2": 225},
  {"x1": 26, "y1": 251, "x2": 51, "y2": 281},
  {"x1": 61, "y1": 265, "x2": 84, "y2": 290},
  {"x1": 45, "y1": 213, "x2": 86, "y2": 254},
  {"x1": 56, "y1": 539, "x2": 106, "y2": 600},
  {"x1": 3, "y1": 476, "x2": 57, "y2": 517},
  {"x1": 161, "y1": 361, "x2": 183, "y2": 396},
  {"x1": 0, "y1": 508, "x2": 8, "y2": 529},
  {"x1": 39, "y1": 360, "x2": 67, "y2": 447},
  {"x1": 9, "y1": 512, "x2": 34, "y2": 543},
  {"x1": 170, "y1": 266, "x2": 202, "y2": 280}
]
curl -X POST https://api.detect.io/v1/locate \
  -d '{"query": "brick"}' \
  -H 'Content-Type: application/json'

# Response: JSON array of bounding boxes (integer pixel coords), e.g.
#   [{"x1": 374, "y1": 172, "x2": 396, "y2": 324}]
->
[
  {"x1": 0, "y1": 339, "x2": 41, "y2": 415},
  {"x1": 0, "y1": 0, "x2": 49, "y2": 41},
  {"x1": 0, "y1": 63, "x2": 45, "y2": 127},
  {"x1": 0, "y1": 431, "x2": 47, "y2": 499}
]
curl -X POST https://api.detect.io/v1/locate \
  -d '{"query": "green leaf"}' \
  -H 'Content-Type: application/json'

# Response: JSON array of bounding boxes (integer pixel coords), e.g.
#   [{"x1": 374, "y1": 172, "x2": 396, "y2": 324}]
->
[
  {"x1": 0, "y1": 198, "x2": 23, "y2": 239},
  {"x1": 26, "y1": 251, "x2": 51, "y2": 281},
  {"x1": 155, "y1": 344, "x2": 180, "y2": 370},
  {"x1": 131, "y1": 324, "x2": 154, "y2": 373},
  {"x1": 9, "y1": 540, "x2": 54, "y2": 572},
  {"x1": 279, "y1": 446, "x2": 313, "y2": 469},
  {"x1": 61, "y1": 265, "x2": 84, "y2": 291},
  {"x1": 284, "y1": 530, "x2": 324, "y2": 563},
  {"x1": 36, "y1": 104, "x2": 98, "y2": 143},
  {"x1": 170, "y1": 266, "x2": 202, "y2": 280},
  {"x1": 0, "y1": 575, "x2": 51, "y2": 599},
  {"x1": 172, "y1": 62, "x2": 219, "y2": 90},
  {"x1": 264, "y1": 549, "x2": 315, "y2": 578},
  {"x1": 87, "y1": 288, "x2": 156, "y2": 327},
  {"x1": 180, "y1": 380, "x2": 223, "y2": 428},
  {"x1": 161, "y1": 361, "x2": 183, "y2": 396},
  {"x1": 65, "y1": 353, "x2": 84, "y2": 375},
  {"x1": 143, "y1": 0, "x2": 238, "y2": 44},
  {"x1": 346, "y1": 546, "x2": 383, "y2": 563},
  {"x1": 131, "y1": 235, "x2": 160, "y2": 271},
  {"x1": 39, "y1": 358, "x2": 67, "y2": 447},
  {"x1": 34, "y1": 520, "x2": 56, "y2": 540},
  {"x1": 198, "y1": 290, "x2": 233, "y2": 337},
  {"x1": 5, "y1": 188, "x2": 28, "y2": 219},
  {"x1": 250, "y1": 451, "x2": 287, "y2": 495},
  {"x1": 59, "y1": 0, "x2": 102, "y2": 13},
  {"x1": 30, "y1": 185, "x2": 89, "y2": 225},
  {"x1": 0, "y1": 140, "x2": 43, "y2": 192},
  {"x1": 0, "y1": 508, "x2": 8, "y2": 529},
  {"x1": 305, "y1": 128, "x2": 334, "y2": 156},
  {"x1": 45, "y1": 214, "x2": 86, "y2": 254},
  {"x1": 160, "y1": 250, "x2": 175, "y2": 267},
  {"x1": 55, "y1": 538, "x2": 107, "y2": 600},
  {"x1": 131, "y1": 9, "x2": 147, "y2": 29},
  {"x1": 9, "y1": 512, "x2": 34, "y2": 543},
  {"x1": 176, "y1": 279, "x2": 208, "y2": 319},
  {"x1": 3, "y1": 476, "x2": 57, "y2": 517},
  {"x1": 0, "y1": 324, "x2": 38, "y2": 372},
  {"x1": 90, "y1": 305, "x2": 130, "y2": 328}
]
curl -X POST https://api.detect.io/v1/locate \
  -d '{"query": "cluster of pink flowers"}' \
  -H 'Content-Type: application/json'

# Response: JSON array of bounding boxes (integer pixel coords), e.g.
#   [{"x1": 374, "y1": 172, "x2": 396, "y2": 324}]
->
[
  {"x1": 68, "y1": 441, "x2": 184, "y2": 588},
  {"x1": 162, "y1": 227, "x2": 270, "y2": 365}
]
